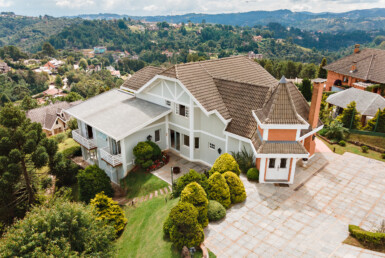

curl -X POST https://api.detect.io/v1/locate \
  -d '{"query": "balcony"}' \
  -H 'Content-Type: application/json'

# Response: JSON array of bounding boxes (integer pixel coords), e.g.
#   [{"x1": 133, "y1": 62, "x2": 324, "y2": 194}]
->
[
  {"x1": 100, "y1": 147, "x2": 122, "y2": 167},
  {"x1": 72, "y1": 129, "x2": 97, "y2": 150}
]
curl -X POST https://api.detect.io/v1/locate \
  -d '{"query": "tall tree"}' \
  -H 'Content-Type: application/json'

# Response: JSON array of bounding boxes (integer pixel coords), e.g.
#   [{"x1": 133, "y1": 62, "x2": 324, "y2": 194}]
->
[
  {"x1": 79, "y1": 58, "x2": 88, "y2": 70},
  {"x1": 301, "y1": 78, "x2": 312, "y2": 101},
  {"x1": 41, "y1": 42, "x2": 56, "y2": 57},
  {"x1": 0, "y1": 104, "x2": 57, "y2": 224},
  {"x1": 318, "y1": 58, "x2": 328, "y2": 79},
  {"x1": 337, "y1": 101, "x2": 361, "y2": 129},
  {"x1": 20, "y1": 96, "x2": 38, "y2": 111},
  {"x1": 54, "y1": 75, "x2": 63, "y2": 88},
  {"x1": 364, "y1": 108, "x2": 385, "y2": 133}
]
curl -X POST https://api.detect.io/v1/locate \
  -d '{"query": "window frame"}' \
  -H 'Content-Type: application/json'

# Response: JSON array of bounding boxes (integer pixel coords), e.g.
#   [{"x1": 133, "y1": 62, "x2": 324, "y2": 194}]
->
[
  {"x1": 280, "y1": 158, "x2": 287, "y2": 169},
  {"x1": 209, "y1": 142, "x2": 215, "y2": 150},
  {"x1": 194, "y1": 137, "x2": 199, "y2": 149},
  {"x1": 154, "y1": 129, "x2": 160, "y2": 143},
  {"x1": 269, "y1": 158, "x2": 276, "y2": 169},
  {"x1": 183, "y1": 134, "x2": 190, "y2": 147}
]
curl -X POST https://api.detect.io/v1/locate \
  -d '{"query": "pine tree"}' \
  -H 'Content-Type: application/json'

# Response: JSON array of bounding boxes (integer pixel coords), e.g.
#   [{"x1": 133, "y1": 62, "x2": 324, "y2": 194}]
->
[
  {"x1": 301, "y1": 78, "x2": 312, "y2": 101},
  {"x1": 55, "y1": 75, "x2": 63, "y2": 88},
  {"x1": 318, "y1": 58, "x2": 328, "y2": 79},
  {"x1": 337, "y1": 101, "x2": 361, "y2": 129},
  {"x1": 364, "y1": 108, "x2": 385, "y2": 133}
]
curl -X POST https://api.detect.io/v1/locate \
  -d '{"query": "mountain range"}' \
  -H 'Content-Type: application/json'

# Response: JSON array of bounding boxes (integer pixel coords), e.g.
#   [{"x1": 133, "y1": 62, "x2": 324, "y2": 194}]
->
[{"x1": 73, "y1": 8, "x2": 385, "y2": 32}]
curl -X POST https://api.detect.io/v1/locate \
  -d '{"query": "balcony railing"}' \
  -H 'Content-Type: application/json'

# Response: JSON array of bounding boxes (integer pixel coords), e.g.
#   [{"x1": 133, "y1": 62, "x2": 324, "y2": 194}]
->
[
  {"x1": 72, "y1": 129, "x2": 96, "y2": 150},
  {"x1": 100, "y1": 147, "x2": 122, "y2": 167}
]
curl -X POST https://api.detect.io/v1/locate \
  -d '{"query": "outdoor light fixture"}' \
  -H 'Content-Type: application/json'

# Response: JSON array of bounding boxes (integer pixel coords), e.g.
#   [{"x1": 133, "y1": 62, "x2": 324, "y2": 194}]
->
[
  {"x1": 218, "y1": 148, "x2": 222, "y2": 154},
  {"x1": 147, "y1": 135, "x2": 152, "y2": 141}
]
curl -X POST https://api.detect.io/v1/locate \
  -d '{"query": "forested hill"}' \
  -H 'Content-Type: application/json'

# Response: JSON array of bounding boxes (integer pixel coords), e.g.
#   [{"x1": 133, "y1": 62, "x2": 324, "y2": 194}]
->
[{"x1": 75, "y1": 8, "x2": 385, "y2": 32}]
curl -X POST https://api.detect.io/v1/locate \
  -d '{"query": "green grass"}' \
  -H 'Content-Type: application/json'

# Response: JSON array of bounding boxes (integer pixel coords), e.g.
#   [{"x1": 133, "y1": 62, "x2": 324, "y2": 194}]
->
[
  {"x1": 115, "y1": 196, "x2": 216, "y2": 258},
  {"x1": 347, "y1": 133, "x2": 385, "y2": 150},
  {"x1": 58, "y1": 137, "x2": 79, "y2": 152},
  {"x1": 319, "y1": 137, "x2": 385, "y2": 162},
  {"x1": 121, "y1": 169, "x2": 169, "y2": 199}
]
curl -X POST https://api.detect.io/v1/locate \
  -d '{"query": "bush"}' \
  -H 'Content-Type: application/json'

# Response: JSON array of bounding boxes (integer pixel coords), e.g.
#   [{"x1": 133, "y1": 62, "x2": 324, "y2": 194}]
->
[
  {"x1": 174, "y1": 169, "x2": 209, "y2": 197},
  {"x1": 325, "y1": 121, "x2": 348, "y2": 141},
  {"x1": 90, "y1": 192, "x2": 127, "y2": 235},
  {"x1": 50, "y1": 153, "x2": 80, "y2": 187},
  {"x1": 231, "y1": 147, "x2": 255, "y2": 174},
  {"x1": 381, "y1": 153, "x2": 385, "y2": 159},
  {"x1": 61, "y1": 145, "x2": 82, "y2": 158},
  {"x1": 166, "y1": 202, "x2": 204, "y2": 250},
  {"x1": 209, "y1": 153, "x2": 241, "y2": 176},
  {"x1": 77, "y1": 165, "x2": 113, "y2": 203},
  {"x1": 147, "y1": 140, "x2": 162, "y2": 159},
  {"x1": 207, "y1": 172, "x2": 231, "y2": 209},
  {"x1": 163, "y1": 215, "x2": 173, "y2": 238},
  {"x1": 247, "y1": 168, "x2": 259, "y2": 181},
  {"x1": 361, "y1": 145, "x2": 369, "y2": 153},
  {"x1": 0, "y1": 199, "x2": 115, "y2": 257},
  {"x1": 54, "y1": 133, "x2": 66, "y2": 143},
  {"x1": 318, "y1": 128, "x2": 328, "y2": 136},
  {"x1": 223, "y1": 172, "x2": 246, "y2": 204},
  {"x1": 349, "y1": 225, "x2": 385, "y2": 248},
  {"x1": 339, "y1": 140, "x2": 346, "y2": 147},
  {"x1": 181, "y1": 182, "x2": 209, "y2": 228},
  {"x1": 133, "y1": 141, "x2": 162, "y2": 169},
  {"x1": 207, "y1": 200, "x2": 226, "y2": 221},
  {"x1": 41, "y1": 176, "x2": 52, "y2": 189}
]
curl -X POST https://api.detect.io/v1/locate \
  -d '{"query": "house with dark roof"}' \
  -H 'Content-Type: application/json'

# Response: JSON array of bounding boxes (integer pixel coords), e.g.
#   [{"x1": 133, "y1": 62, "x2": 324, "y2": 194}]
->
[
  {"x1": 65, "y1": 56, "x2": 324, "y2": 184},
  {"x1": 324, "y1": 45, "x2": 385, "y2": 95},
  {"x1": 26, "y1": 101, "x2": 82, "y2": 136}
]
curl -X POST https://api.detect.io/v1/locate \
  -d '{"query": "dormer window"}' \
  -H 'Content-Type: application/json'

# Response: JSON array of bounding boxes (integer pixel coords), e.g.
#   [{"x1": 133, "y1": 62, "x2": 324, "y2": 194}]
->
[{"x1": 175, "y1": 104, "x2": 189, "y2": 118}]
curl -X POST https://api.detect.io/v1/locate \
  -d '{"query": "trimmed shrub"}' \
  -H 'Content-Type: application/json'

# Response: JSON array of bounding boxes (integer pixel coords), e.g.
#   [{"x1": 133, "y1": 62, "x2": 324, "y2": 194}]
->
[
  {"x1": 146, "y1": 140, "x2": 162, "y2": 159},
  {"x1": 174, "y1": 169, "x2": 209, "y2": 197},
  {"x1": 349, "y1": 225, "x2": 385, "y2": 248},
  {"x1": 247, "y1": 168, "x2": 259, "y2": 181},
  {"x1": 207, "y1": 200, "x2": 226, "y2": 221},
  {"x1": 223, "y1": 172, "x2": 246, "y2": 204},
  {"x1": 338, "y1": 140, "x2": 346, "y2": 147},
  {"x1": 163, "y1": 215, "x2": 173, "y2": 238},
  {"x1": 167, "y1": 202, "x2": 204, "y2": 250},
  {"x1": 54, "y1": 133, "x2": 66, "y2": 143},
  {"x1": 61, "y1": 145, "x2": 82, "y2": 158},
  {"x1": 209, "y1": 153, "x2": 241, "y2": 176},
  {"x1": 77, "y1": 165, "x2": 113, "y2": 203},
  {"x1": 361, "y1": 145, "x2": 369, "y2": 153},
  {"x1": 181, "y1": 182, "x2": 209, "y2": 227},
  {"x1": 133, "y1": 141, "x2": 153, "y2": 169},
  {"x1": 90, "y1": 192, "x2": 127, "y2": 235},
  {"x1": 207, "y1": 172, "x2": 231, "y2": 209}
]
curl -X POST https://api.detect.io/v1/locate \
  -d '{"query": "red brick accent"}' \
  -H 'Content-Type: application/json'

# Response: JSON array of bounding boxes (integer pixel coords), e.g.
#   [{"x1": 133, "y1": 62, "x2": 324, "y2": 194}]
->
[{"x1": 267, "y1": 129, "x2": 297, "y2": 141}]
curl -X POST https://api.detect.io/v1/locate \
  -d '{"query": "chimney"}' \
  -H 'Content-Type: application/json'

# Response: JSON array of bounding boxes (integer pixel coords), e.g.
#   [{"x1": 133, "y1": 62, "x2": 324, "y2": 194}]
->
[
  {"x1": 354, "y1": 44, "x2": 360, "y2": 54},
  {"x1": 304, "y1": 79, "x2": 325, "y2": 157},
  {"x1": 351, "y1": 61, "x2": 357, "y2": 72}
]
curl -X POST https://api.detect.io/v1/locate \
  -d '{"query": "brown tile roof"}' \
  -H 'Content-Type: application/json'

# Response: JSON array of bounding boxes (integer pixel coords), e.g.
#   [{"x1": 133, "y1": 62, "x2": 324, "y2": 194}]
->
[
  {"x1": 324, "y1": 48, "x2": 385, "y2": 84},
  {"x1": 26, "y1": 101, "x2": 82, "y2": 130},
  {"x1": 121, "y1": 66, "x2": 164, "y2": 91},
  {"x1": 257, "y1": 141, "x2": 308, "y2": 154}
]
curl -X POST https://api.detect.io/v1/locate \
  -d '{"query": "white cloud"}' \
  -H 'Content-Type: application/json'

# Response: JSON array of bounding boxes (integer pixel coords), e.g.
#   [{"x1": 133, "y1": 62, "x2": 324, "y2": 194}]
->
[
  {"x1": 0, "y1": 0, "x2": 12, "y2": 7},
  {"x1": 143, "y1": 5, "x2": 157, "y2": 12},
  {"x1": 55, "y1": 0, "x2": 95, "y2": 8}
]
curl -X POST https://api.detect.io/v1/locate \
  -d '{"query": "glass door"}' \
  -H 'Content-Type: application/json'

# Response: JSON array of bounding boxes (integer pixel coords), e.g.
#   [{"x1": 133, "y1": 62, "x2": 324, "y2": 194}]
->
[{"x1": 170, "y1": 130, "x2": 180, "y2": 151}]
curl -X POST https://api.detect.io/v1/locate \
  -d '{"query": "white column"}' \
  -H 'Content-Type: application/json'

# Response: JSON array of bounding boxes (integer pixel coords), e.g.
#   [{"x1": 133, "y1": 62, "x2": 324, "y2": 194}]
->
[
  {"x1": 189, "y1": 98, "x2": 194, "y2": 159},
  {"x1": 259, "y1": 158, "x2": 266, "y2": 183},
  {"x1": 165, "y1": 115, "x2": 169, "y2": 149}
]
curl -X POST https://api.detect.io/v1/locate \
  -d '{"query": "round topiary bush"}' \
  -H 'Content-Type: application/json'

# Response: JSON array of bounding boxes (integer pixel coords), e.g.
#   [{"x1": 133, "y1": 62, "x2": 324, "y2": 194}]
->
[
  {"x1": 146, "y1": 140, "x2": 162, "y2": 159},
  {"x1": 133, "y1": 142, "x2": 153, "y2": 168},
  {"x1": 247, "y1": 168, "x2": 259, "y2": 181},
  {"x1": 207, "y1": 172, "x2": 231, "y2": 209},
  {"x1": 223, "y1": 172, "x2": 246, "y2": 204},
  {"x1": 361, "y1": 145, "x2": 369, "y2": 153},
  {"x1": 339, "y1": 140, "x2": 346, "y2": 147},
  {"x1": 207, "y1": 200, "x2": 226, "y2": 221},
  {"x1": 209, "y1": 153, "x2": 241, "y2": 176},
  {"x1": 181, "y1": 182, "x2": 209, "y2": 228},
  {"x1": 168, "y1": 202, "x2": 204, "y2": 250},
  {"x1": 174, "y1": 169, "x2": 209, "y2": 197}
]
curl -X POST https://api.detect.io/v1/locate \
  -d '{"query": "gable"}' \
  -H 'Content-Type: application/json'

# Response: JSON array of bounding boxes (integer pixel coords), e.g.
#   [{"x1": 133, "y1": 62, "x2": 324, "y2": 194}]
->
[{"x1": 144, "y1": 79, "x2": 190, "y2": 106}]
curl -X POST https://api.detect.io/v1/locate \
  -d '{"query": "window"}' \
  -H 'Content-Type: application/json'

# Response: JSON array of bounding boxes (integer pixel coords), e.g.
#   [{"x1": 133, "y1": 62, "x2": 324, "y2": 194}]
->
[
  {"x1": 155, "y1": 129, "x2": 160, "y2": 142},
  {"x1": 110, "y1": 139, "x2": 121, "y2": 155},
  {"x1": 56, "y1": 120, "x2": 59, "y2": 125},
  {"x1": 175, "y1": 104, "x2": 189, "y2": 118},
  {"x1": 165, "y1": 100, "x2": 171, "y2": 106},
  {"x1": 184, "y1": 135, "x2": 190, "y2": 147},
  {"x1": 269, "y1": 158, "x2": 276, "y2": 168},
  {"x1": 280, "y1": 158, "x2": 287, "y2": 169},
  {"x1": 343, "y1": 76, "x2": 348, "y2": 83},
  {"x1": 209, "y1": 143, "x2": 215, "y2": 150},
  {"x1": 194, "y1": 137, "x2": 199, "y2": 149}
]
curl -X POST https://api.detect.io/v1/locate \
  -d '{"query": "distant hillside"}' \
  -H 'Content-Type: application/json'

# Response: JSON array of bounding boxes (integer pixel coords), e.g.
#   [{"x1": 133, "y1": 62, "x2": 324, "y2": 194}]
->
[{"x1": 73, "y1": 8, "x2": 385, "y2": 32}]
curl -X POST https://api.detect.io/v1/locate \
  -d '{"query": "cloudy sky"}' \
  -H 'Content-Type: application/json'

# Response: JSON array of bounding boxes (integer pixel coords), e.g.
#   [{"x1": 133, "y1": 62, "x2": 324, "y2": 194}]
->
[{"x1": 0, "y1": 0, "x2": 384, "y2": 17}]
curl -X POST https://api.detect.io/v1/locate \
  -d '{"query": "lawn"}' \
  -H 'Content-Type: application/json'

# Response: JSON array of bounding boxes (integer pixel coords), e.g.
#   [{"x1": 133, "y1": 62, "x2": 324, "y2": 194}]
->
[
  {"x1": 121, "y1": 169, "x2": 169, "y2": 199},
  {"x1": 347, "y1": 133, "x2": 385, "y2": 150},
  {"x1": 319, "y1": 137, "x2": 385, "y2": 162},
  {"x1": 58, "y1": 137, "x2": 79, "y2": 152},
  {"x1": 115, "y1": 196, "x2": 215, "y2": 258}
]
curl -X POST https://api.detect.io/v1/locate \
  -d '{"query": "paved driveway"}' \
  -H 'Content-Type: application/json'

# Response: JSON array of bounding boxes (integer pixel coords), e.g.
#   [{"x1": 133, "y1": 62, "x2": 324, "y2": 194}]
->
[{"x1": 204, "y1": 152, "x2": 385, "y2": 257}]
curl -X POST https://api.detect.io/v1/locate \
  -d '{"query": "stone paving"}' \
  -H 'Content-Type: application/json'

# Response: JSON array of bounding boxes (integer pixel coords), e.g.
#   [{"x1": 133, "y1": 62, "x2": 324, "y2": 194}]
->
[{"x1": 204, "y1": 152, "x2": 385, "y2": 257}]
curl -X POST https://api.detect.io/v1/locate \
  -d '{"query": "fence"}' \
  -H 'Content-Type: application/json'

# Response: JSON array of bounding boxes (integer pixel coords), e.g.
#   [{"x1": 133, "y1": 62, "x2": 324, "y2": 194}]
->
[{"x1": 349, "y1": 129, "x2": 385, "y2": 138}]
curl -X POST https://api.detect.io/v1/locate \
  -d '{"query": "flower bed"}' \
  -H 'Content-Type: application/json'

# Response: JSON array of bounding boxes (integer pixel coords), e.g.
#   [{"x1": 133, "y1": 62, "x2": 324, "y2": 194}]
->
[{"x1": 145, "y1": 152, "x2": 170, "y2": 172}]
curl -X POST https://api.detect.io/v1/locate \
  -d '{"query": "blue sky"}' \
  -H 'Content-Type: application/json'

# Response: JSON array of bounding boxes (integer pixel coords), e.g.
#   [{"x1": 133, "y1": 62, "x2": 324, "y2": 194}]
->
[{"x1": 0, "y1": 0, "x2": 384, "y2": 17}]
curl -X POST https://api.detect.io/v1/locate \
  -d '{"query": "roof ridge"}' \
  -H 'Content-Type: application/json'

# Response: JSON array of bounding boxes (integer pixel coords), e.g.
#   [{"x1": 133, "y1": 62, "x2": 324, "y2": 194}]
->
[
  {"x1": 174, "y1": 55, "x2": 246, "y2": 67},
  {"x1": 285, "y1": 82, "x2": 307, "y2": 124},
  {"x1": 365, "y1": 54, "x2": 375, "y2": 80},
  {"x1": 213, "y1": 76, "x2": 270, "y2": 88}
]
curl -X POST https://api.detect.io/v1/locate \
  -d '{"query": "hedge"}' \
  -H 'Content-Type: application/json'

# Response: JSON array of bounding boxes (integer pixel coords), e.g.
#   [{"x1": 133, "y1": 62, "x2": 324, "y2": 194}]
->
[
  {"x1": 174, "y1": 169, "x2": 209, "y2": 197},
  {"x1": 223, "y1": 172, "x2": 246, "y2": 204},
  {"x1": 207, "y1": 200, "x2": 226, "y2": 221},
  {"x1": 207, "y1": 172, "x2": 231, "y2": 209},
  {"x1": 349, "y1": 225, "x2": 385, "y2": 248},
  {"x1": 61, "y1": 145, "x2": 82, "y2": 158},
  {"x1": 180, "y1": 182, "x2": 209, "y2": 228},
  {"x1": 209, "y1": 153, "x2": 241, "y2": 176}
]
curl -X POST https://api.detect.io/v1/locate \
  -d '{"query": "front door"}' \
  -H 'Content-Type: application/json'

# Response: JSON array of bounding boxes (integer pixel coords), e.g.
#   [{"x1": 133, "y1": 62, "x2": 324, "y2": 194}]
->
[
  {"x1": 170, "y1": 130, "x2": 180, "y2": 151},
  {"x1": 265, "y1": 158, "x2": 290, "y2": 181}
]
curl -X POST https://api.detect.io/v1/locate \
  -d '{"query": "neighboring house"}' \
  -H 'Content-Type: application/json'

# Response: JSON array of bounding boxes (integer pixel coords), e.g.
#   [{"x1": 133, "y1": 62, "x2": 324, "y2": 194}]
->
[
  {"x1": 252, "y1": 35, "x2": 263, "y2": 42},
  {"x1": 94, "y1": 46, "x2": 107, "y2": 54},
  {"x1": 0, "y1": 61, "x2": 10, "y2": 73},
  {"x1": 326, "y1": 87, "x2": 385, "y2": 125},
  {"x1": 43, "y1": 86, "x2": 65, "y2": 98},
  {"x1": 248, "y1": 51, "x2": 263, "y2": 60},
  {"x1": 65, "y1": 56, "x2": 324, "y2": 185},
  {"x1": 324, "y1": 44, "x2": 385, "y2": 94},
  {"x1": 26, "y1": 101, "x2": 82, "y2": 136}
]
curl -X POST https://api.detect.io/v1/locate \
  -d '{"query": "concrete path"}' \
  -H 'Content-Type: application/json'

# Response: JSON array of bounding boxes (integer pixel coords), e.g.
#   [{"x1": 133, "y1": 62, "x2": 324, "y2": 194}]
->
[
  {"x1": 315, "y1": 137, "x2": 333, "y2": 153},
  {"x1": 204, "y1": 152, "x2": 385, "y2": 257}
]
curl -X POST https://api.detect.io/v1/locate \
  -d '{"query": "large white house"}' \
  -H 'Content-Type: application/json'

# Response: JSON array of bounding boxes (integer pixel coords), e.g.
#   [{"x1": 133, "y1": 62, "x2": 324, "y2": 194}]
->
[{"x1": 65, "y1": 56, "x2": 324, "y2": 184}]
